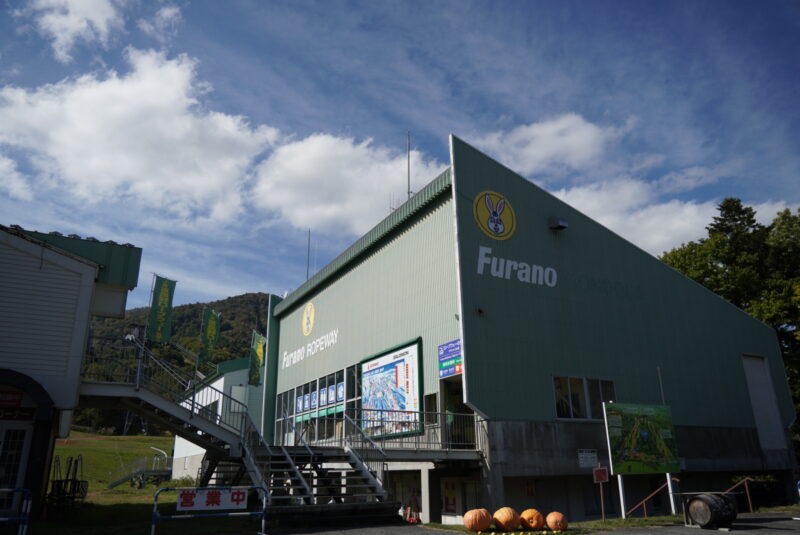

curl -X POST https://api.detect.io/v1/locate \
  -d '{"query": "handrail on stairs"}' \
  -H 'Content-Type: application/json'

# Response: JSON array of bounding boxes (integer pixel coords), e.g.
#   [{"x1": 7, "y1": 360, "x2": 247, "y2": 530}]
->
[
  {"x1": 343, "y1": 413, "x2": 387, "y2": 489},
  {"x1": 724, "y1": 477, "x2": 754, "y2": 513},
  {"x1": 626, "y1": 477, "x2": 680, "y2": 518},
  {"x1": 283, "y1": 411, "x2": 314, "y2": 458},
  {"x1": 343, "y1": 413, "x2": 387, "y2": 457}
]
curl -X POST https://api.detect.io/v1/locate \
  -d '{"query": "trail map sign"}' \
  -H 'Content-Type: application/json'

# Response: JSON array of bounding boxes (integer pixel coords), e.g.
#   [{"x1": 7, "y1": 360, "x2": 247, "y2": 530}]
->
[
  {"x1": 361, "y1": 341, "x2": 421, "y2": 436},
  {"x1": 603, "y1": 402, "x2": 679, "y2": 475}
]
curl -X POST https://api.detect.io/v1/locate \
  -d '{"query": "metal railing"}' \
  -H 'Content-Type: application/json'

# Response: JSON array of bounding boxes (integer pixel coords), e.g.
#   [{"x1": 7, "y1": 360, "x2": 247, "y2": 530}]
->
[
  {"x1": 724, "y1": 477, "x2": 754, "y2": 513},
  {"x1": 82, "y1": 337, "x2": 248, "y2": 437},
  {"x1": 626, "y1": 476, "x2": 680, "y2": 518},
  {"x1": 343, "y1": 414, "x2": 387, "y2": 486},
  {"x1": 108, "y1": 455, "x2": 173, "y2": 489},
  {"x1": 281, "y1": 408, "x2": 486, "y2": 452}
]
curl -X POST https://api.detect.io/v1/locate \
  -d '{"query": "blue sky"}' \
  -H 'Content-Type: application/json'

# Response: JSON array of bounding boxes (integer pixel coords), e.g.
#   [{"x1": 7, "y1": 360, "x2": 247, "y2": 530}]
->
[{"x1": 1, "y1": 0, "x2": 798, "y2": 308}]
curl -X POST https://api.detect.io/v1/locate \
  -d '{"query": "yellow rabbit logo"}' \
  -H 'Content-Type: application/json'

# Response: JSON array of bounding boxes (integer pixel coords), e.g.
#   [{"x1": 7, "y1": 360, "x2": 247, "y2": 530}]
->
[{"x1": 473, "y1": 190, "x2": 516, "y2": 240}]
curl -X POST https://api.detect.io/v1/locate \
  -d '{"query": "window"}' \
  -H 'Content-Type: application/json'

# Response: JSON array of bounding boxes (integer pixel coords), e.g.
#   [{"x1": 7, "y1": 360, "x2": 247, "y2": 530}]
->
[
  {"x1": 424, "y1": 393, "x2": 438, "y2": 424},
  {"x1": 553, "y1": 376, "x2": 615, "y2": 420}
]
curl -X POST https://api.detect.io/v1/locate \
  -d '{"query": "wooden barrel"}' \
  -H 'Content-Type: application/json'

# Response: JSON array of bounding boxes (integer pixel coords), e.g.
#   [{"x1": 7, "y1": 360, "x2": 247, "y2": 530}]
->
[{"x1": 687, "y1": 493, "x2": 737, "y2": 529}]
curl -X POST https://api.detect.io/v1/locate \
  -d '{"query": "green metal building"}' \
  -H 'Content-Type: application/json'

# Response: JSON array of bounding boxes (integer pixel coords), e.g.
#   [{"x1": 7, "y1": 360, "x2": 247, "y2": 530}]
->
[{"x1": 256, "y1": 136, "x2": 795, "y2": 522}]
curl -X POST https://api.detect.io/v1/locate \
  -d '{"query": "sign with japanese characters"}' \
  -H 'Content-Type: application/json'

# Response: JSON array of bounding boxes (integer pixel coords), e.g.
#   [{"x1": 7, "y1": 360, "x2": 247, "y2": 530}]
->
[
  {"x1": 176, "y1": 488, "x2": 248, "y2": 511},
  {"x1": 437, "y1": 339, "x2": 463, "y2": 378}
]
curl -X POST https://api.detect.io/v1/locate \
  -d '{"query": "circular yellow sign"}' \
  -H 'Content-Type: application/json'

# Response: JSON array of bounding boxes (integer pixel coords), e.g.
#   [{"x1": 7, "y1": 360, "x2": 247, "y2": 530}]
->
[
  {"x1": 473, "y1": 190, "x2": 516, "y2": 240},
  {"x1": 301, "y1": 302, "x2": 315, "y2": 337}
]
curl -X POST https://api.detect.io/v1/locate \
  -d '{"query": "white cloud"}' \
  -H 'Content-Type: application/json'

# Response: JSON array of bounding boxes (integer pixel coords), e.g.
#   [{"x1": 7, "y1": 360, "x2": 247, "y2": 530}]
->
[
  {"x1": 0, "y1": 48, "x2": 278, "y2": 223},
  {"x1": 0, "y1": 155, "x2": 33, "y2": 201},
  {"x1": 474, "y1": 114, "x2": 628, "y2": 176},
  {"x1": 655, "y1": 163, "x2": 736, "y2": 194},
  {"x1": 253, "y1": 134, "x2": 446, "y2": 236},
  {"x1": 21, "y1": 0, "x2": 125, "y2": 63},
  {"x1": 553, "y1": 179, "x2": 719, "y2": 255},
  {"x1": 137, "y1": 5, "x2": 182, "y2": 43}
]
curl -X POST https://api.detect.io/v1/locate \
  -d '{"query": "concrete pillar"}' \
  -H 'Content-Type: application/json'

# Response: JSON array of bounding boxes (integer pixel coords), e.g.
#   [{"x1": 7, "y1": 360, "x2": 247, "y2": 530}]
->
[{"x1": 421, "y1": 467, "x2": 443, "y2": 523}]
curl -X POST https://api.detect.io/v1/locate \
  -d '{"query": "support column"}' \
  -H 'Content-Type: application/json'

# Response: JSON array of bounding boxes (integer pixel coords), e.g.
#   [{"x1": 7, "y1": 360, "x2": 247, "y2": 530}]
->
[{"x1": 421, "y1": 467, "x2": 443, "y2": 523}]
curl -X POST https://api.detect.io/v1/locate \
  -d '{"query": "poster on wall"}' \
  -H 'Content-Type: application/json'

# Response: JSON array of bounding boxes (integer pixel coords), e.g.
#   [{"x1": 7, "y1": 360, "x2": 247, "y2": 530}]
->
[
  {"x1": 603, "y1": 402, "x2": 680, "y2": 475},
  {"x1": 319, "y1": 387, "x2": 327, "y2": 407},
  {"x1": 360, "y1": 341, "x2": 421, "y2": 436}
]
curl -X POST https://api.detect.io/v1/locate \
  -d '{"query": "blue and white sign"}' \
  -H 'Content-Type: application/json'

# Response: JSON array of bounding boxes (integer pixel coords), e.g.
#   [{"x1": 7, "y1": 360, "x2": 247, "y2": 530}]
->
[
  {"x1": 337, "y1": 382, "x2": 345, "y2": 402},
  {"x1": 319, "y1": 386, "x2": 327, "y2": 407},
  {"x1": 303, "y1": 393, "x2": 310, "y2": 411},
  {"x1": 438, "y1": 339, "x2": 463, "y2": 378},
  {"x1": 328, "y1": 385, "x2": 336, "y2": 404},
  {"x1": 296, "y1": 395, "x2": 303, "y2": 413},
  {"x1": 311, "y1": 390, "x2": 318, "y2": 409}
]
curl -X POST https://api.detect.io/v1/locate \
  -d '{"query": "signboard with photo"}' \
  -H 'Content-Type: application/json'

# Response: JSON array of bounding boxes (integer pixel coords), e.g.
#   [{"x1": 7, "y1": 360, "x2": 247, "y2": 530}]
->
[
  {"x1": 603, "y1": 402, "x2": 680, "y2": 475},
  {"x1": 360, "y1": 340, "x2": 422, "y2": 437}
]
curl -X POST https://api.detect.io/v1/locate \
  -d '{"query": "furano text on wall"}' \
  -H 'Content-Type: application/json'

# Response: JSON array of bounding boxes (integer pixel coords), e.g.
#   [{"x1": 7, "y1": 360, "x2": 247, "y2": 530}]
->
[{"x1": 476, "y1": 245, "x2": 557, "y2": 287}]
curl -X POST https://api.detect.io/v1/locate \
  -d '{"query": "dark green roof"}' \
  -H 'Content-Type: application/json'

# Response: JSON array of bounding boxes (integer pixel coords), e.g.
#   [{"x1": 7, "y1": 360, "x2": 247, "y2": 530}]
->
[
  {"x1": 20, "y1": 228, "x2": 142, "y2": 289},
  {"x1": 217, "y1": 357, "x2": 250, "y2": 375},
  {"x1": 274, "y1": 167, "x2": 452, "y2": 316}
]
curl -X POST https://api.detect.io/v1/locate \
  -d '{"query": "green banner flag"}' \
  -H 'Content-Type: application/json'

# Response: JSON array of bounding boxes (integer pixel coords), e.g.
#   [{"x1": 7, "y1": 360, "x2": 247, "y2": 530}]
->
[
  {"x1": 249, "y1": 331, "x2": 267, "y2": 386},
  {"x1": 146, "y1": 275, "x2": 176, "y2": 343},
  {"x1": 200, "y1": 308, "x2": 221, "y2": 365}
]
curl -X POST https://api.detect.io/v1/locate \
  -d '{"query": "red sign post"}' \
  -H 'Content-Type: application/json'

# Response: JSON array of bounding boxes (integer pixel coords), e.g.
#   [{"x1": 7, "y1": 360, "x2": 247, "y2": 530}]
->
[{"x1": 593, "y1": 467, "x2": 609, "y2": 521}]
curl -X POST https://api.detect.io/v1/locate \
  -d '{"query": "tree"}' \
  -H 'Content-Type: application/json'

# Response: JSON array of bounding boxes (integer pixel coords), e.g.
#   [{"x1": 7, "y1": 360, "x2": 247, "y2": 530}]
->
[{"x1": 661, "y1": 199, "x2": 800, "y2": 457}]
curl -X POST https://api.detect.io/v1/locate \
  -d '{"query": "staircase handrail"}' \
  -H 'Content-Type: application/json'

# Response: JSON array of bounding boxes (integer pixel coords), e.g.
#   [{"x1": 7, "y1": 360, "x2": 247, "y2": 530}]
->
[
  {"x1": 283, "y1": 411, "x2": 314, "y2": 457},
  {"x1": 724, "y1": 476, "x2": 754, "y2": 512},
  {"x1": 107, "y1": 455, "x2": 173, "y2": 489},
  {"x1": 343, "y1": 413, "x2": 387, "y2": 457},
  {"x1": 168, "y1": 340, "x2": 217, "y2": 379},
  {"x1": 129, "y1": 338, "x2": 192, "y2": 390},
  {"x1": 343, "y1": 413, "x2": 387, "y2": 489},
  {"x1": 626, "y1": 477, "x2": 680, "y2": 517}
]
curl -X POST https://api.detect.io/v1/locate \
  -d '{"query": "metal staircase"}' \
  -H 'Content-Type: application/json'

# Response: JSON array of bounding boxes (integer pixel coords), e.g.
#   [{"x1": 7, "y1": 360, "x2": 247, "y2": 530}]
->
[{"x1": 79, "y1": 336, "x2": 389, "y2": 511}]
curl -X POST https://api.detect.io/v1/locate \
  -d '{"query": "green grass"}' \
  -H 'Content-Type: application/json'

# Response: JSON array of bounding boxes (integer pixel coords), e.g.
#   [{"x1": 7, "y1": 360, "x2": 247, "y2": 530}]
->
[
  {"x1": 54, "y1": 431, "x2": 175, "y2": 492},
  {"x1": 31, "y1": 432, "x2": 268, "y2": 534}
]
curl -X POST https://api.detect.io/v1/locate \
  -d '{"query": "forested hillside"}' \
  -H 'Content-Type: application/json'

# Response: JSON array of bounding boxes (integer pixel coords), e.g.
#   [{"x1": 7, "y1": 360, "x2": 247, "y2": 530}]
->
[
  {"x1": 93, "y1": 292, "x2": 271, "y2": 365},
  {"x1": 77, "y1": 293, "x2": 271, "y2": 433}
]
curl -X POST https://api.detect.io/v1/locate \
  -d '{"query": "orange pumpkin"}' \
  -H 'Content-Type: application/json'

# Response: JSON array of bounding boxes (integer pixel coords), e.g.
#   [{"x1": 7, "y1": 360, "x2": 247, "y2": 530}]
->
[
  {"x1": 546, "y1": 511, "x2": 568, "y2": 531},
  {"x1": 520, "y1": 509, "x2": 545, "y2": 530},
  {"x1": 493, "y1": 507, "x2": 520, "y2": 531},
  {"x1": 463, "y1": 508, "x2": 493, "y2": 531}
]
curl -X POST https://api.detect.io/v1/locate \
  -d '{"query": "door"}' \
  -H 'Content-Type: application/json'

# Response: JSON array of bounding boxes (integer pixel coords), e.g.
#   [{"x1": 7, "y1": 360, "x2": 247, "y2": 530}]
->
[
  {"x1": 0, "y1": 423, "x2": 33, "y2": 514},
  {"x1": 742, "y1": 355, "x2": 786, "y2": 450}
]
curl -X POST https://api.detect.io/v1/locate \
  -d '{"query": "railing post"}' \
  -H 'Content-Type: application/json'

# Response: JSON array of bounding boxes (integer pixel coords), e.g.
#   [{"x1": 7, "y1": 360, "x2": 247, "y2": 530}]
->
[
  {"x1": 135, "y1": 342, "x2": 144, "y2": 391},
  {"x1": 190, "y1": 381, "x2": 196, "y2": 419},
  {"x1": 744, "y1": 478, "x2": 753, "y2": 513}
]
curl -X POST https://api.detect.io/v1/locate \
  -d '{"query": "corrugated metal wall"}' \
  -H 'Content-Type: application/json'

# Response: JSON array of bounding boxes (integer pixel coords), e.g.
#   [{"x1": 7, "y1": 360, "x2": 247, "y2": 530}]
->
[
  {"x1": 0, "y1": 235, "x2": 95, "y2": 408},
  {"x1": 451, "y1": 136, "x2": 794, "y2": 430},
  {"x1": 276, "y1": 194, "x2": 459, "y2": 396}
]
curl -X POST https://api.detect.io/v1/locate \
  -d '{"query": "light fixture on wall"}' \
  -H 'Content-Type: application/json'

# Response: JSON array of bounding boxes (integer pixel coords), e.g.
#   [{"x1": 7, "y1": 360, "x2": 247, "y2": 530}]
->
[{"x1": 548, "y1": 216, "x2": 568, "y2": 231}]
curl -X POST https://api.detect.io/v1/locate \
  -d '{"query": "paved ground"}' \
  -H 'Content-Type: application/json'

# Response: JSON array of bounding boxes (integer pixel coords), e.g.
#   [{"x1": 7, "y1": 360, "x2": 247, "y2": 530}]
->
[
  {"x1": 591, "y1": 513, "x2": 800, "y2": 535},
  {"x1": 269, "y1": 513, "x2": 800, "y2": 535}
]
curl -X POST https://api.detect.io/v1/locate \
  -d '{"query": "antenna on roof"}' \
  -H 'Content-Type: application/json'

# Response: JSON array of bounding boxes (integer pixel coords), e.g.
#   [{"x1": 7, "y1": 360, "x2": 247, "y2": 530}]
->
[
  {"x1": 407, "y1": 131, "x2": 412, "y2": 200},
  {"x1": 305, "y1": 229, "x2": 311, "y2": 281}
]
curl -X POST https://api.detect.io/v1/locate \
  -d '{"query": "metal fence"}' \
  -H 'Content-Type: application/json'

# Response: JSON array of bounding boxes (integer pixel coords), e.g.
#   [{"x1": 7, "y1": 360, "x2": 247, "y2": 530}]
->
[
  {"x1": 81, "y1": 337, "x2": 248, "y2": 436},
  {"x1": 283, "y1": 408, "x2": 487, "y2": 453},
  {"x1": 108, "y1": 455, "x2": 173, "y2": 489}
]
